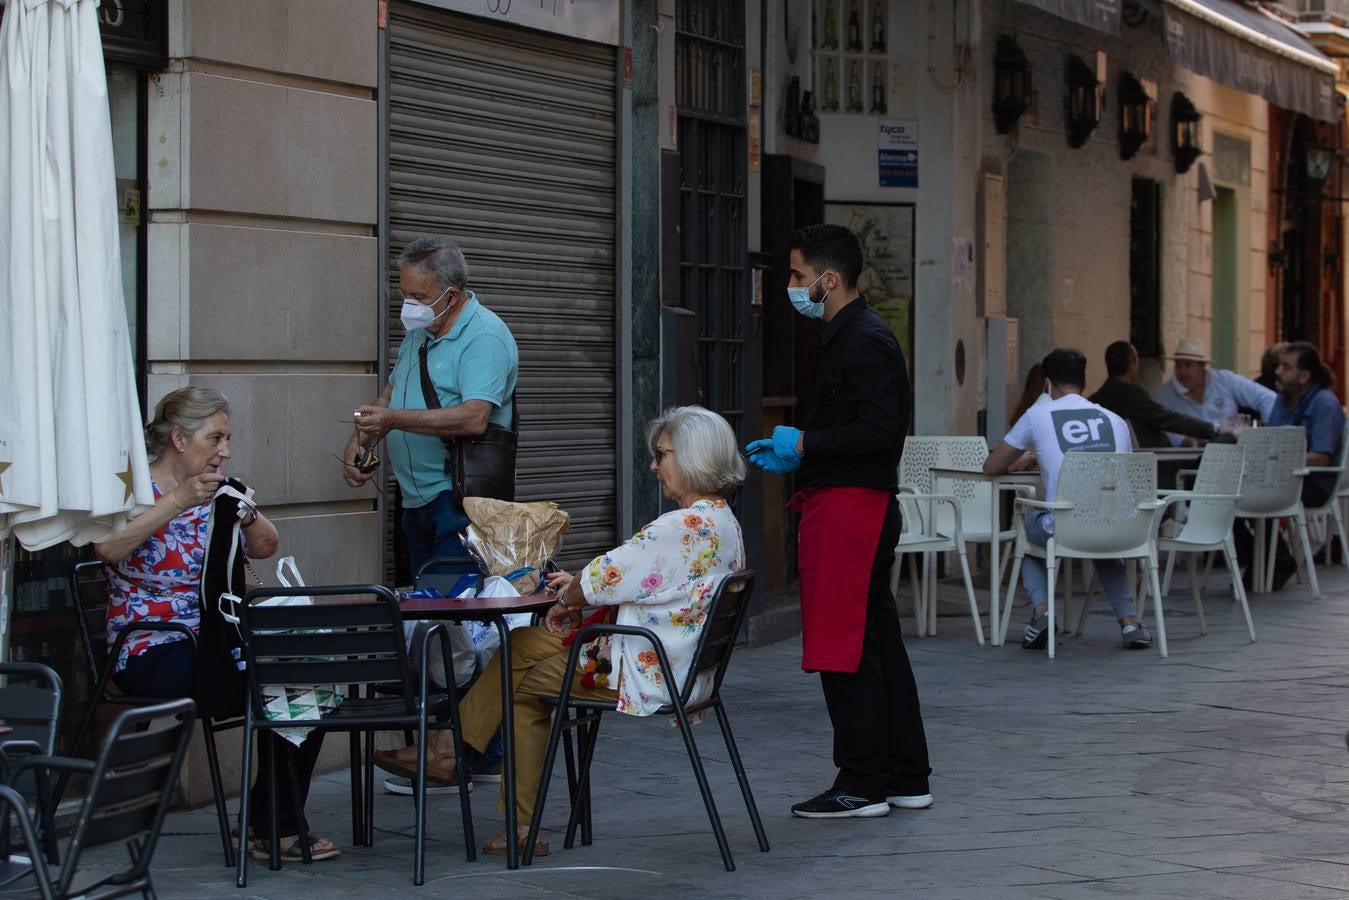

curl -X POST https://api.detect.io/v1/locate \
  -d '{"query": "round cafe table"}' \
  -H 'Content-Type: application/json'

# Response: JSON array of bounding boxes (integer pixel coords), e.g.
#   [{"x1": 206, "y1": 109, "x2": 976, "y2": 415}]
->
[{"x1": 398, "y1": 592, "x2": 556, "y2": 870}]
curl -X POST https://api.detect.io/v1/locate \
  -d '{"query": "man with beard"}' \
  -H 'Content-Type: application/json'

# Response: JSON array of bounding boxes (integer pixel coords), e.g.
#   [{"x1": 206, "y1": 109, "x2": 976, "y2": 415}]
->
[
  {"x1": 1268, "y1": 342, "x2": 1344, "y2": 509},
  {"x1": 745, "y1": 223, "x2": 931, "y2": 820}
]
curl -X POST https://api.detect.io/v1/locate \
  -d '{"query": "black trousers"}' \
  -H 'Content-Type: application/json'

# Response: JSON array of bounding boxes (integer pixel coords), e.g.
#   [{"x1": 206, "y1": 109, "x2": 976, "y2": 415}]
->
[
  {"x1": 818, "y1": 500, "x2": 932, "y2": 799},
  {"x1": 115, "y1": 639, "x2": 324, "y2": 838}
]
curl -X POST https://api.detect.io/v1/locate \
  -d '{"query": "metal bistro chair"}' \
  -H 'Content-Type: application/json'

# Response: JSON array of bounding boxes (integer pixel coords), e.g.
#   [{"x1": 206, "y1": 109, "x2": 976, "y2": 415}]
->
[
  {"x1": 1235, "y1": 427, "x2": 1321, "y2": 597},
  {"x1": 0, "y1": 663, "x2": 63, "y2": 871},
  {"x1": 236, "y1": 584, "x2": 474, "y2": 888},
  {"x1": 1002, "y1": 453, "x2": 1168, "y2": 658},
  {"x1": 897, "y1": 436, "x2": 1027, "y2": 641},
  {"x1": 523, "y1": 569, "x2": 769, "y2": 872},
  {"x1": 1153, "y1": 444, "x2": 1256, "y2": 643},
  {"x1": 65, "y1": 560, "x2": 239, "y2": 867},
  {"x1": 0, "y1": 698, "x2": 195, "y2": 900}
]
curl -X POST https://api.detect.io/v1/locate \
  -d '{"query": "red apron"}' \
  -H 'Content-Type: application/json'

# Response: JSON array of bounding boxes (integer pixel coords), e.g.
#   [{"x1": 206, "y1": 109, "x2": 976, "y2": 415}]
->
[{"x1": 789, "y1": 486, "x2": 892, "y2": 673}]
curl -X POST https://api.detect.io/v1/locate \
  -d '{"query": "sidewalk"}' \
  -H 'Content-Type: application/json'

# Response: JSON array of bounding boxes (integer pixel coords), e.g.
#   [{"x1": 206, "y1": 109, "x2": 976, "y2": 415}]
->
[{"x1": 84, "y1": 562, "x2": 1349, "y2": 898}]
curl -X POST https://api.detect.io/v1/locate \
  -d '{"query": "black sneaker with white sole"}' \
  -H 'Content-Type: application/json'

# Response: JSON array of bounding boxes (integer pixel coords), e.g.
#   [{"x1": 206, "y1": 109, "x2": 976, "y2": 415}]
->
[
  {"x1": 1121, "y1": 623, "x2": 1152, "y2": 649},
  {"x1": 887, "y1": 792, "x2": 934, "y2": 809},
  {"x1": 791, "y1": 789, "x2": 890, "y2": 819},
  {"x1": 1022, "y1": 612, "x2": 1049, "y2": 650}
]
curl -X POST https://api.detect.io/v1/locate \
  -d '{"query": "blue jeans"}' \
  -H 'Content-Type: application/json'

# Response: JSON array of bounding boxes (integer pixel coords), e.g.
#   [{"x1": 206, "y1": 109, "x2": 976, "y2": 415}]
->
[
  {"x1": 401, "y1": 490, "x2": 502, "y2": 768},
  {"x1": 1020, "y1": 511, "x2": 1135, "y2": 622},
  {"x1": 402, "y1": 490, "x2": 471, "y2": 577}
]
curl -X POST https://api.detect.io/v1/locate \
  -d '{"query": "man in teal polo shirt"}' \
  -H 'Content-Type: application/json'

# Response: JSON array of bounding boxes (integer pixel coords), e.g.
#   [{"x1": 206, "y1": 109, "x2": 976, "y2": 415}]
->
[
  {"x1": 342, "y1": 236, "x2": 517, "y2": 789},
  {"x1": 342, "y1": 236, "x2": 518, "y2": 568}
]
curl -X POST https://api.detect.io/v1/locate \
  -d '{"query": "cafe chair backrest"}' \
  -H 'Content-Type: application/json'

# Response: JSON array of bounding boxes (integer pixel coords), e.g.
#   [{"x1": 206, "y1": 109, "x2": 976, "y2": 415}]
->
[
  {"x1": 1177, "y1": 444, "x2": 1245, "y2": 546},
  {"x1": 898, "y1": 436, "x2": 992, "y2": 536},
  {"x1": 1052, "y1": 452, "x2": 1157, "y2": 556},
  {"x1": 679, "y1": 569, "x2": 757, "y2": 708},
  {"x1": 239, "y1": 585, "x2": 416, "y2": 720},
  {"x1": 1235, "y1": 427, "x2": 1306, "y2": 514}
]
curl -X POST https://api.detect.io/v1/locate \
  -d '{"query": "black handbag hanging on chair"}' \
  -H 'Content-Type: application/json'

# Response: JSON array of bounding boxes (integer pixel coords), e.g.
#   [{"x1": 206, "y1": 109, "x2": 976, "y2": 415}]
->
[
  {"x1": 418, "y1": 338, "x2": 518, "y2": 504},
  {"x1": 191, "y1": 478, "x2": 253, "y2": 719}
]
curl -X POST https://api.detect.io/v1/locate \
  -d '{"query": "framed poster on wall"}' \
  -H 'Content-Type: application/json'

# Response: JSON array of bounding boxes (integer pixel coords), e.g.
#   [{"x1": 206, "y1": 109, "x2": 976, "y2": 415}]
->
[{"x1": 823, "y1": 202, "x2": 915, "y2": 366}]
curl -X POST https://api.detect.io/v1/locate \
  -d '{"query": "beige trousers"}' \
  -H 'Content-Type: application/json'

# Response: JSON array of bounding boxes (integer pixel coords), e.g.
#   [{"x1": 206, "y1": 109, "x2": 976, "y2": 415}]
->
[{"x1": 459, "y1": 626, "x2": 617, "y2": 821}]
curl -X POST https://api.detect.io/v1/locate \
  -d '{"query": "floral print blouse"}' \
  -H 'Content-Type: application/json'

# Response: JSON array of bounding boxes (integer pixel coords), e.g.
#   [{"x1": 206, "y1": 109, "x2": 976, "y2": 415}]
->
[
  {"x1": 104, "y1": 482, "x2": 207, "y2": 670},
  {"x1": 580, "y1": 497, "x2": 744, "y2": 716}
]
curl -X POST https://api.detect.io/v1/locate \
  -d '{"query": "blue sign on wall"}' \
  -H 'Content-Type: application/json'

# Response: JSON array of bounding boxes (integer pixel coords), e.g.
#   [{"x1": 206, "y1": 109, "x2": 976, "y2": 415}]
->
[{"x1": 878, "y1": 119, "x2": 918, "y2": 188}]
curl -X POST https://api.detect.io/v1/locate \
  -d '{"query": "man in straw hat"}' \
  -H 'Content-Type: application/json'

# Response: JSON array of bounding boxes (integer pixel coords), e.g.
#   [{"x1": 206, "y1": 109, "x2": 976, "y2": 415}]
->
[{"x1": 1155, "y1": 338, "x2": 1275, "y2": 444}]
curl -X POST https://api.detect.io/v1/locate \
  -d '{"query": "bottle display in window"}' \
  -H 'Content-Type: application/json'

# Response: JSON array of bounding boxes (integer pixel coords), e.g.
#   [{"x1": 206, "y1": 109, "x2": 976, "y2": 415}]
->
[
  {"x1": 847, "y1": 0, "x2": 863, "y2": 51},
  {"x1": 847, "y1": 58, "x2": 864, "y2": 112}
]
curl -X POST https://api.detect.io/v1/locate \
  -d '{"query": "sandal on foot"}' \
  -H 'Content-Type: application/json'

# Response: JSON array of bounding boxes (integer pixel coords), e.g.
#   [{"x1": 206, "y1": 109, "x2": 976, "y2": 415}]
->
[
  {"x1": 481, "y1": 831, "x2": 549, "y2": 858},
  {"x1": 249, "y1": 834, "x2": 341, "y2": 862}
]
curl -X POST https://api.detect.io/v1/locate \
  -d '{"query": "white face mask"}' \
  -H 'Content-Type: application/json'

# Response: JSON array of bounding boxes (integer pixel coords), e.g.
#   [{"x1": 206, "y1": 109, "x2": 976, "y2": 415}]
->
[{"x1": 399, "y1": 284, "x2": 454, "y2": 332}]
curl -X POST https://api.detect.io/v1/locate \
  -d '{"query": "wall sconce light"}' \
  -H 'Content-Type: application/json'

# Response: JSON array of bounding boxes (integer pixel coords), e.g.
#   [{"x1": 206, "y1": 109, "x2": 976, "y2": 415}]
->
[
  {"x1": 1117, "y1": 72, "x2": 1152, "y2": 160},
  {"x1": 1171, "y1": 91, "x2": 1202, "y2": 174},
  {"x1": 993, "y1": 36, "x2": 1031, "y2": 134},
  {"x1": 1065, "y1": 55, "x2": 1100, "y2": 148},
  {"x1": 1306, "y1": 143, "x2": 1335, "y2": 186}
]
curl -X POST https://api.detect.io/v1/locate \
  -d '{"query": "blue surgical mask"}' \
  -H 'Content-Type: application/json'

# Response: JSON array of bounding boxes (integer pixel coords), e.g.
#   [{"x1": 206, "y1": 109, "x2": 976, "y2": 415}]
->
[{"x1": 787, "y1": 271, "x2": 829, "y2": 319}]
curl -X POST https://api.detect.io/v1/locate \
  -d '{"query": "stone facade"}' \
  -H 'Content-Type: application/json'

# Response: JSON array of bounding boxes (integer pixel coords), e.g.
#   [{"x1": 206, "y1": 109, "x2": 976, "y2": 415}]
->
[{"x1": 147, "y1": 0, "x2": 381, "y2": 803}]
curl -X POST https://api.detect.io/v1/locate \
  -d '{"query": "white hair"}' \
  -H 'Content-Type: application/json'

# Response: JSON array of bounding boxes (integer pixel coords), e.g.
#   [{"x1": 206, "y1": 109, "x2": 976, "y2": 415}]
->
[{"x1": 646, "y1": 406, "x2": 745, "y2": 495}]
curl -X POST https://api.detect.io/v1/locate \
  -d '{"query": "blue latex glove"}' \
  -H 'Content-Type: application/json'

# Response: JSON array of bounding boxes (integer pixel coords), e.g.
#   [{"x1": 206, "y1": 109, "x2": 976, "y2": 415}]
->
[
  {"x1": 745, "y1": 439, "x2": 799, "y2": 474},
  {"x1": 770, "y1": 426, "x2": 804, "y2": 463}
]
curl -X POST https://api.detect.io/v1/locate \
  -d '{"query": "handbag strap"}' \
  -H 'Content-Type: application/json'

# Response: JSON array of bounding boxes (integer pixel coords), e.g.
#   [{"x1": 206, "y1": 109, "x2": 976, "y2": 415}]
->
[{"x1": 417, "y1": 337, "x2": 519, "y2": 436}]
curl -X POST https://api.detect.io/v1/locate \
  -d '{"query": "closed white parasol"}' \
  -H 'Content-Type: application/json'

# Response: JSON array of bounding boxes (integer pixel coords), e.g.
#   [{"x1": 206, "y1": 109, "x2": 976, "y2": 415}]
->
[{"x1": 0, "y1": 0, "x2": 154, "y2": 551}]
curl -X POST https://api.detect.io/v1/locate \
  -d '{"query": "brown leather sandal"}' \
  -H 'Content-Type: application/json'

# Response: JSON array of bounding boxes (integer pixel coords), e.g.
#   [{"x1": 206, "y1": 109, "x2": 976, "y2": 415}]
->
[{"x1": 481, "y1": 830, "x2": 549, "y2": 858}]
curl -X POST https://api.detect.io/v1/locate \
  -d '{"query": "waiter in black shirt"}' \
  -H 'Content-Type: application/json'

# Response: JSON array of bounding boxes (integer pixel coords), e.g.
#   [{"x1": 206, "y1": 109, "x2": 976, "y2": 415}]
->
[{"x1": 747, "y1": 224, "x2": 932, "y2": 820}]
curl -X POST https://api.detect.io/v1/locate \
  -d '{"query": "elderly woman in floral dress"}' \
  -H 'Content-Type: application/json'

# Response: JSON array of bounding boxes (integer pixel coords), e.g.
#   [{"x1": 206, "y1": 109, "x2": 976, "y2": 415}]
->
[{"x1": 386, "y1": 405, "x2": 745, "y2": 857}]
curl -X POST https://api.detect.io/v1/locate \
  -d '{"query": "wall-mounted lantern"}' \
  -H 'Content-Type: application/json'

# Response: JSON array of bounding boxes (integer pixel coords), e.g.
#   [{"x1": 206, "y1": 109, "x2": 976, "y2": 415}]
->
[
  {"x1": 1065, "y1": 55, "x2": 1100, "y2": 148},
  {"x1": 1306, "y1": 143, "x2": 1336, "y2": 187},
  {"x1": 1171, "y1": 91, "x2": 1202, "y2": 174},
  {"x1": 993, "y1": 36, "x2": 1031, "y2": 134},
  {"x1": 1117, "y1": 72, "x2": 1152, "y2": 160}
]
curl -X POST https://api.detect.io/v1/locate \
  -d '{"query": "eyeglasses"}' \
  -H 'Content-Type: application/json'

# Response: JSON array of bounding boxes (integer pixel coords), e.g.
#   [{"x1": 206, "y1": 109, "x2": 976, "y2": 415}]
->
[{"x1": 652, "y1": 446, "x2": 676, "y2": 464}]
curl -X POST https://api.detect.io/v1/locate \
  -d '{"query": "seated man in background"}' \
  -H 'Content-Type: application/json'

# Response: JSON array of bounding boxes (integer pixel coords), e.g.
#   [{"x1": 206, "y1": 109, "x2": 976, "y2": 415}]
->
[
  {"x1": 1091, "y1": 341, "x2": 1229, "y2": 448},
  {"x1": 1156, "y1": 338, "x2": 1275, "y2": 444},
  {"x1": 1232, "y1": 342, "x2": 1344, "y2": 591},
  {"x1": 984, "y1": 349, "x2": 1152, "y2": 651},
  {"x1": 1269, "y1": 342, "x2": 1345, "y2": 510}
]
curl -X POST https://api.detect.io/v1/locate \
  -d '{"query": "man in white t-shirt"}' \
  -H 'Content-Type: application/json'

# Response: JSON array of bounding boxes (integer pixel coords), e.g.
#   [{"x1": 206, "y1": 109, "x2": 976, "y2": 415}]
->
[{"x1": 983, "y1": 349, "x2": 1152, "y2": 650}]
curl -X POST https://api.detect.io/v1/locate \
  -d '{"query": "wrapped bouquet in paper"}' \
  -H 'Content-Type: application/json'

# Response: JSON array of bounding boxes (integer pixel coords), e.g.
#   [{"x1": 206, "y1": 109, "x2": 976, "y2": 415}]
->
[{"x1": 462, "y1": 497, "x2": 570, "y2": 594}]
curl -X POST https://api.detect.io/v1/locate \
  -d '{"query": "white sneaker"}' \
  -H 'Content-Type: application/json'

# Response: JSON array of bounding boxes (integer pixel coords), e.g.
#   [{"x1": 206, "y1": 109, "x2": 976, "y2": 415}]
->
[
  {"x1": 887, "y1": 793, "x2": 934, "y2": 809},
  {"x1": 383, "y1": 775, "x2": 469, "y2": 796}
]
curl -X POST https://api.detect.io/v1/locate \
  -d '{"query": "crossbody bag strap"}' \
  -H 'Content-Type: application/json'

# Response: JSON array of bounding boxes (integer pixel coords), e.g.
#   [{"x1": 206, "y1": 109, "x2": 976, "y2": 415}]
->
[
  {"x1": 418, "y1": 340, "x2": 457, "y2": 470},
  {"x1": 418, "y1": 338, "x2": 518, "y2": 433}
]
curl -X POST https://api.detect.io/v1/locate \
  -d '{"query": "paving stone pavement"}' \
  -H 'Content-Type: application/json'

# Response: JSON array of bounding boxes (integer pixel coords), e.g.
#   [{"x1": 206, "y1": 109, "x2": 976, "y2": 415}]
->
[{"x1": 74, "y1": 561, "x2": 1349, "y2": 897}]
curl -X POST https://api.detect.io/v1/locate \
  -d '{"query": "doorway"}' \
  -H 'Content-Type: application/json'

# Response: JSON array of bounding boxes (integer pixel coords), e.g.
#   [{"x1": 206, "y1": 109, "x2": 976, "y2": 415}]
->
[{"x1": 1211, "y1": 187, "x2": 1237, "y2": 370}]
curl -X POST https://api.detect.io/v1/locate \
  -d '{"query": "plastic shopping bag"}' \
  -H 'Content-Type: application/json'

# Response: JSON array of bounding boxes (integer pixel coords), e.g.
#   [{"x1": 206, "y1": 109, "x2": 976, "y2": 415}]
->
[
  {"x1": 260, "y1": 556, "x2": 314, "y2": 607},
  {"x1": 406, "y1": 579, "x2": 480, "y2": 689}
]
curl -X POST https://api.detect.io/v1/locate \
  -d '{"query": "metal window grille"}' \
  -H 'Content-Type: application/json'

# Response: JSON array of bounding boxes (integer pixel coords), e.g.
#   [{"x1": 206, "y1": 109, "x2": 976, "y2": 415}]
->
[{"x1": 676, "y1": 2, "x2": 748, "y2": 445}]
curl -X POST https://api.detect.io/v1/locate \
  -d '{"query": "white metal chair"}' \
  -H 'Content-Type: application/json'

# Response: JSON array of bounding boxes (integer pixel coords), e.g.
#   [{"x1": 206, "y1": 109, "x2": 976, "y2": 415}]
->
[
  {"x1": 1001, "y1": 452, "x2": 1168, "y2": 658},
  {"x1": 1154, "y1": 444, "x2": 1256, "y2": 642},
  {"x1": 891, "y1": 489, "x2": 984, "y2": 645},
  {"x1": 1234, "y1": 427, "x2": 1321, "y2": 597},
  {"x1": 896, "y1": 436, "x2": 1024, "y2": 641}
]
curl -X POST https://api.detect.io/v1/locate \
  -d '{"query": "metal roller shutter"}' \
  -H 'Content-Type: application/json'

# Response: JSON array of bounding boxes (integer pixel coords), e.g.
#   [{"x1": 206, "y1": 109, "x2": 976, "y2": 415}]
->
[{"x1": 386, "y1": 2, "x2": 618, "y2": 571}]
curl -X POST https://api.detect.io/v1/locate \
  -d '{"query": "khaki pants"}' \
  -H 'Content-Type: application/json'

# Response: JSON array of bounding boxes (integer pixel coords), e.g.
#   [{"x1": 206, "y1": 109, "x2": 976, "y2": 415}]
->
[{"x1": 459, "y1": 626, "x2": 617, "y2": 821}]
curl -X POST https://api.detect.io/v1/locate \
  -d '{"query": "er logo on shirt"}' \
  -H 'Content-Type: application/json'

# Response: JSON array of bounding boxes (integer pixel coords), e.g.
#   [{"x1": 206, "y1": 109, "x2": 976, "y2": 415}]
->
[{"x1": 1051, "y1": 409, "x2": 1117, "y2": 453}]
